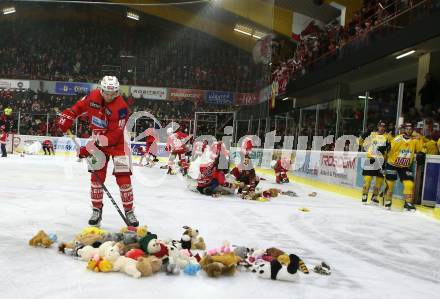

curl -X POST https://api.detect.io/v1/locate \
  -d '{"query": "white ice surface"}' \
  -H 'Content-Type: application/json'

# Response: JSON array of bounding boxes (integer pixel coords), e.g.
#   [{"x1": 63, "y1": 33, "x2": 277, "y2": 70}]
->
[{"x1": 1, "y1": 154, "x2": 440, "y2": 299}]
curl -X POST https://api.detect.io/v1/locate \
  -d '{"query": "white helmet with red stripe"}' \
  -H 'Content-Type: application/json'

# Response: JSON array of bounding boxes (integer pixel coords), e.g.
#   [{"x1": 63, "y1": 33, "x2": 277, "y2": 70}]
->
[{"x1": 100, "y1": 76, "x2": 120, "y2": 96}]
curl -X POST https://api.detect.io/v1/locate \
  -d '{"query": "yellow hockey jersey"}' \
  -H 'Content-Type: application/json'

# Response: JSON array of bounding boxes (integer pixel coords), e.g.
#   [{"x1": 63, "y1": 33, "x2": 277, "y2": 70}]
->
[
  {"x1": 387, "y1": 134, "x2": 424, "y2": 168},
  {"x1": 363, "y1": 132, "x2": 390, "y2": 159},
  {"x1": 423, "y1": 137, "x2": 439, "y2": 155}
]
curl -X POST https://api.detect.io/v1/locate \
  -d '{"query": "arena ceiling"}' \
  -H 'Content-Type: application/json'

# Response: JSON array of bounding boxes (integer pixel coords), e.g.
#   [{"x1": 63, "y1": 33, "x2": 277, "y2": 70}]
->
[{"x1": 110, "y1": 0, "x2": 362, "y2": 52}]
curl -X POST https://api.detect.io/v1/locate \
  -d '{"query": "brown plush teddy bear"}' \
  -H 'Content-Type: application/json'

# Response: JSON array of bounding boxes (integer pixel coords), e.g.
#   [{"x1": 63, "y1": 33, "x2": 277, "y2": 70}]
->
[
  {"x1": 266, "y1": 247, "x2": 285, "y2": 259},
  {"x1": 242, "y1": 188, "x2": 281, "y2": 201},
  {"x1": 29, "y1": 230, "x2": 54, "y2": 248},
  {"x1": 116, "y1": 241, "x2": 141, "y2": 255},
  {"x1": 136, "y1": 256, "x2": 162, "y2": 277},
  {"x1": 199, "y1": 255, "x2": 237, "y2": 278},
  {"x1": 182, "y1": 226, "x2": 206, "y2": 250}
]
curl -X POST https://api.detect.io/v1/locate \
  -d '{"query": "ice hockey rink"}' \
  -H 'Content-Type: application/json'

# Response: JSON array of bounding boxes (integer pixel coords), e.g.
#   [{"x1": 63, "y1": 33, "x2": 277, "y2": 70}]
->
[{"x1": 1, "y1": 154, "x2": 440, "y2": 299}]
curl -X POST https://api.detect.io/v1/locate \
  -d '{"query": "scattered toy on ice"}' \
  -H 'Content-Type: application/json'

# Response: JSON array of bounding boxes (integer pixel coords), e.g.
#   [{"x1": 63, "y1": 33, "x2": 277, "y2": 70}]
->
[
  {"x1": 182, "y1": 226, "x2": 206, "y2": 250},
  {"x1": 77, "y1": 241, "x2": 115, "y2": 261},
  {"x1": 207, "y1": 241, "x2": 232, "y2": 256},
  {"x1": 184, "y1": 263, "x2": 201, "y2": 276},
  {"x1": 87, "y1": 254, "x2": 113, "y2": 272},
  {"x1": 48, "y1": 233, "x2": 58, "y2": 242},
  {"x1": 282, "y1": 190, "x2": 298, "y2": 197},
  {"x1": 199, "y1": 252, "x2": 242, "y2": 278},
  {"x1": 29, "y1": 230, "x2": 54, "y2": 248},
  {"x1": 125, "y1": 248, "x2": 146, "y2": 261},
  {"x1": 139, "y1": 233, "x2": 169, "y2": 259},
  {"x1": 313, "y1": 262, "x2": 331, "y2": 275},
  {"x1": 266, "y1": 247, "x2": 285, "y2": 259},
  {"x1": 299, "y1": 208, "x2": 310, "y2": 212},
  {"x1": 136, "y1": 256, "x2": 162, "y2": 277},
  {"x1": 308, "y1": 192, "x2": 317, "y2": 197},
  {"x1": 59, "y1": 226, "x2": 108, "y2": 256},
  {"x1": 253, "y1": 253, "x2": 308, "y2": 282},
  {"x1": 104, "y1": 245, "x2": 142, "y2": 278}
]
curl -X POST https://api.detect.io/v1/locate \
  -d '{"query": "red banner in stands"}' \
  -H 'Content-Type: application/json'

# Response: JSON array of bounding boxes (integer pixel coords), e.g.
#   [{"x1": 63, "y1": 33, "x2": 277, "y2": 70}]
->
[
  {"x1": 168, "y1": 88, "x2": 204, "y2": 102},
  {"x1": 235, "y1": 93, "x2": 259, "y2": 106}
]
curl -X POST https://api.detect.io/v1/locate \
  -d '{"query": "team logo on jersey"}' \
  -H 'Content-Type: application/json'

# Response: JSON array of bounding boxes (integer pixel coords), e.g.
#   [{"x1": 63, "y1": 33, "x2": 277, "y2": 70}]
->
[
  {"x1": 91, "y1": 116, "x2": 108, "y2": 128},
  {"x1": 119, "y1": 108, "x2": 128, "y2": 119},
  {"x1": 89, "y1": 101, "x2": 101, "y2": 109},
  {"x1": 105, "y1": 108, "x2": 112, "y2": 116}
]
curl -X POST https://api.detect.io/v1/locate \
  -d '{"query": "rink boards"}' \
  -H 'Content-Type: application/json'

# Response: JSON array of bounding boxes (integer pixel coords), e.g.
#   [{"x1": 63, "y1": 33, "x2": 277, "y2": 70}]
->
[{"x1": 6, "y1": 134, "x2": 440, "y2": 216}]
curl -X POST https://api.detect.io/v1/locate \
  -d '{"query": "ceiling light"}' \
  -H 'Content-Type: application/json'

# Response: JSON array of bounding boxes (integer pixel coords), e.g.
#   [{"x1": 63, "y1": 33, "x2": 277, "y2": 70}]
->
[
  {"x1": 358, "y1": 96, "x2": 373, "y2": 100},
  {"x1": 234, "y1": 24, "x2": 252, "y2": 37},
  {"x1": 3, "y1": 7, "x2": 16, "y2": 15},
  {"x1": 396, "y1": 50, "x2": 415, "y2": 59},
  {"x1": 127, "y1": 12, "x2": 139, "y2": 21},
  {"x1": 253, "y1": 30, "x2": 266, "y2": 39}
]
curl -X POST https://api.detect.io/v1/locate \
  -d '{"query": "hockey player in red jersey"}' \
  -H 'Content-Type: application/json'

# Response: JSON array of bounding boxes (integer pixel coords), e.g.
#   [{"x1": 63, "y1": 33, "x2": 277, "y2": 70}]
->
[
  {"x1": 241, "y1": 135, "x2": 253, "y2": 156},
  {"x1": 197, "y1": 158, "x2": 236, "y2": 197},
  {"x1": 57, "y1": 76, "x2": 139, "y2": 227},
  {"x1": 231, "y1": 155, "x2": 260, "y2": 194},
  {"x1": 0, "y1": 125, "x2": 7, "y2": 157},
  {"x1": 139, "y1": 128, "x2": 159, "y2": 167},
  {"x1": 42, "y1": 139, "x2": 55, "y2": 155},
  {"x1": 165, "y1": 127, "x2": 190, "y2": 175},
  {"x1": 272, "y1": 156, "x2": 290, "y2": 184}
]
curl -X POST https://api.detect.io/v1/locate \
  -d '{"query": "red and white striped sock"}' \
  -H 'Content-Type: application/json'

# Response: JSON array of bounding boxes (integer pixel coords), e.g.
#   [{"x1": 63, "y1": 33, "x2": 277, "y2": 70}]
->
[
  {"x1": 91, "y1": 182, "x2": 103, "y2": 209},
  {"x1": 120, "y1": 184, "x2": 134, "y2": 211}
]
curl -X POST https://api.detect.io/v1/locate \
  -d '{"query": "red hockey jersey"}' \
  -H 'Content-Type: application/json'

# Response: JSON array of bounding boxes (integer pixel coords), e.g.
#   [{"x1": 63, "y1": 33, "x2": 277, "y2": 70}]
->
[
  {"x1": 60, "y1": 89, "x2": 129, "y2": 156},
  {"x1": 166, "y1": 131, "x2": 189, "y2": 154}
]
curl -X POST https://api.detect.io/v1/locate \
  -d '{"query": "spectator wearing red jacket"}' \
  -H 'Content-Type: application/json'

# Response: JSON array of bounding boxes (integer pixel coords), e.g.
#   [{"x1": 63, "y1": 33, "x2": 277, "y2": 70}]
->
[{"x1": 0, "y1": 125, "x2": 8, "y2": 157}]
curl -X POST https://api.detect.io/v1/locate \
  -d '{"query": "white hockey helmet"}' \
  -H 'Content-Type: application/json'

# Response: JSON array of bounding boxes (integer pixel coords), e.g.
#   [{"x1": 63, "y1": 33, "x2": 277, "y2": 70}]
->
[{"x1": 100, "y1": 76, "x2": 120, "y2": 97}]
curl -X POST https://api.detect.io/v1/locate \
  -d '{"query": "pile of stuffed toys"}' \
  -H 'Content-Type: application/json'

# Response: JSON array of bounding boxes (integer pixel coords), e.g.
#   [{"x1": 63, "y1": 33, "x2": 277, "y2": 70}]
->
[{"x1": 29, "y1": 225, "x2": 331, "y2": 281}]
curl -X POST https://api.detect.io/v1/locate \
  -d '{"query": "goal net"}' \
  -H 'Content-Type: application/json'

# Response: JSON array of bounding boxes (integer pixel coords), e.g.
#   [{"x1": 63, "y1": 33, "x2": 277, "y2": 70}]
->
[{"x1": 193, "y1": 111, "x2": 236, "y2": 140}]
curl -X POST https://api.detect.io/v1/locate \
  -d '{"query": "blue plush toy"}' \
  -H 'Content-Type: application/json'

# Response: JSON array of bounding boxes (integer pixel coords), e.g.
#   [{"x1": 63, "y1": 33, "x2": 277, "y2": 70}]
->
[
  {"x1": 48, "y1": 233, "x2": 57, "y2": 242},
  {"x1": 184, "y1": 264, "x2": 200, "y2": 276}
]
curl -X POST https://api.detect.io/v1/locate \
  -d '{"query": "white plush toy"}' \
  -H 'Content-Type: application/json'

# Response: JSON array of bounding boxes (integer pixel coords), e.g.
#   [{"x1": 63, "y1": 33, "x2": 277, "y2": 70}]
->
[
  {"x1": 254, "y1": 254, "x2": 307, "y2": 282},
  {"x1": 166, "y1": 245, "x2": 198, "y2": 269},
  {"x1": 77, "y1": 241, "x2": 115, "y2": 261},
  {"x1": 104, "y1": 245, "x2": 142, "y2": 278}
]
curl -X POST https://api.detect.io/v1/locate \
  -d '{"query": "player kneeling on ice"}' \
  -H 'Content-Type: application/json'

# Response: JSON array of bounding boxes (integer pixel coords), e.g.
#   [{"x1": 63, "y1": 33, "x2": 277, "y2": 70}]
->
[
  {"x1": 57, "y1": 76, "x2": 139, "y2": 227},
  {"x1": 197, "y1": 157, "x2": 236, "y2": 197},
  {"x1": 231, "y1": 155, "x2": 260, "y2": 195}
]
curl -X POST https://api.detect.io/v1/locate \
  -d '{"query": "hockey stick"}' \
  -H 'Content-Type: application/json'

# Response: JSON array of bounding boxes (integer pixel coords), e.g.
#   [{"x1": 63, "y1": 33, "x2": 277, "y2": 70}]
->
[{"x1": 66, "y1": 129, "x2": 130, "y2": 226}]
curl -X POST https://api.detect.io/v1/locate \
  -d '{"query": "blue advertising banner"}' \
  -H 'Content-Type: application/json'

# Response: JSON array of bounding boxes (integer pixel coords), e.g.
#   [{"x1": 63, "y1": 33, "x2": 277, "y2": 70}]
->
[
  {"x1": 205, "y1": 91, "x2": 234, "y2": 105},
  {"x1": 55, "y1": 82, "x2": 92, "y2": 95},
  {"x1": 422, "y1": 160, "x2": 440, "y2": 206}
]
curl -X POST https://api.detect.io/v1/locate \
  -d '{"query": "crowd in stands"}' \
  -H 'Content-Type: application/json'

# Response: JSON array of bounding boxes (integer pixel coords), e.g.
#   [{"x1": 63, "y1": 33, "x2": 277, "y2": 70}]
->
[
  {"x1": 0, "y1": 89, "x2": 237, "y2": 138},
  {"x1": 272, "y1": 0, "x2": 439, "y2": 94},
  {"x1": 0, "y1": 16, "x2": 267, "y2": 93}
]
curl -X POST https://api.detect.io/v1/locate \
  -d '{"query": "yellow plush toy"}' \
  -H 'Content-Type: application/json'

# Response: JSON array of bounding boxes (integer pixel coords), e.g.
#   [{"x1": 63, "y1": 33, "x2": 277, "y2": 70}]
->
[
  {"x1": 211, "y1": 252, "x2": 242, "y2": 267},
  {"x1": 87, "y1": 255, "x2": 113, "y2": 272},
  {"x1": 81, "y1": 227, "x2": 107, "y2": 238},
  {"x1": 199, "y1": 255, "x2": 237, "y2": 278},
  {"x1": 29, "y1": 230, "x2": 54, "y2": 248}
]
